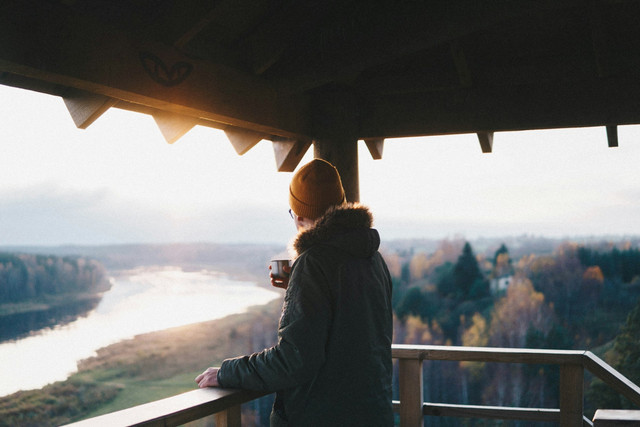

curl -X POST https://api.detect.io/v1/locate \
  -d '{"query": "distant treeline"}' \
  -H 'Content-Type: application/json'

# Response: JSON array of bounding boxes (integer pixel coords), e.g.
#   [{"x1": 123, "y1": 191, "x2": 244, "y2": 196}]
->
[{"x1": 0, "y1": 253, "x2": 109, "y2": 303}]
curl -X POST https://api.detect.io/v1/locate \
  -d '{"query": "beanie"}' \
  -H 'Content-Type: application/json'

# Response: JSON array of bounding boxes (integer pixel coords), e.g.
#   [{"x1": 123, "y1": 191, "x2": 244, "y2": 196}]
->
[{"x1": 289, "y1": 159, "x2": 346, "y2": 220}]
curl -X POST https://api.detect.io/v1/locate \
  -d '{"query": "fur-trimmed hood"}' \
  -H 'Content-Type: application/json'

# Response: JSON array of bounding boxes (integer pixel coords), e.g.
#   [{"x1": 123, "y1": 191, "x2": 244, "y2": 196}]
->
[{"x1": 291, "y1": 203, "x2": 380, "y2": 258}]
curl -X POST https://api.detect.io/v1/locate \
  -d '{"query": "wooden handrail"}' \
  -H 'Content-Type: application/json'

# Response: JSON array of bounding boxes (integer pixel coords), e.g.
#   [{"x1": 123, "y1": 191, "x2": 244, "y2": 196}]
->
[
  {"x1": 62, "y1": 388, "x2": 268, "y2": 427},
  {"x1": 62, "y1": 345, "x2": 640, "y2": 427}
]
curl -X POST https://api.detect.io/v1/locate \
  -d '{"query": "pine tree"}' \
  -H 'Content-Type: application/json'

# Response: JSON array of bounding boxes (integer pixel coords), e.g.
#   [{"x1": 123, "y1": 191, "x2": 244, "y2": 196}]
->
[{"x1": 453, "y1": 242, "x2": 484, "y2": 298}]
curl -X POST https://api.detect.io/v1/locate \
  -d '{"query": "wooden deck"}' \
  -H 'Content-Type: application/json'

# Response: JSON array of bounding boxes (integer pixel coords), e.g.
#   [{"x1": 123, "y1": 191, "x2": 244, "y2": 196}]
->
[{"x1": 63, "y1": 344, "x2": 640, "y2": 427}]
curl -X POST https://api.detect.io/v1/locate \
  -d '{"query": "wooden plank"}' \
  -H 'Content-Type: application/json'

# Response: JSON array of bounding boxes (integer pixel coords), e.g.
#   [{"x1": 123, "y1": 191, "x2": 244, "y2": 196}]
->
[
  {"x1": 224, "y1": 127, "x2": 268, "y2": 155},
  {"x1": 61, "y1": 388, "x2": 268, "y2": 427},
  {"x1": 63, "y1": 89, "x2": 117, "y2": 129},
  {"x1": 272, "y1": 138, "x2": 312, "y2": 172},
  {"x1": 398, "y1": 358, "x2": 424, "y2": 427},
  {"x1": 606, "y1": 125, "x2": 619, "y2": 148},
  {"x1": 450, "y1": 41, "x2": 472, "y2": 87},
  {"x1": 559, "y1": 364, "x2": 584, "y2": 427},
  {"x1": 477, "y1": 132, "x2": 494, "y2": 153},
  {"x1": 593, "y1": 409, "x2": 640, "y2": 426},
  {"x1": 0, "y1": 4, "x2": 310, "y2": 140},
  {"x1": 364, "y1": 138, "x2": 384, "y2": 160},
  {"x1": 152, "y1": 111, "x2": 199, "y2": 144}
]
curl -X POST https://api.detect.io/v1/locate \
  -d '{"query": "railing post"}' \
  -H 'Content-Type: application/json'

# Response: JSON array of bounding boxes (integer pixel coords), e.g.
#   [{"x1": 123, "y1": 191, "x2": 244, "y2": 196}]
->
[
  {"x1": 399, "y1": 358, "x2": 424, "y2": 426},
  {"x1": 559, "y1": 363, "x2": 584, "y2": 427},
  {"x1": 215, "y1": 404, "x2": 241, "y2": 427}
]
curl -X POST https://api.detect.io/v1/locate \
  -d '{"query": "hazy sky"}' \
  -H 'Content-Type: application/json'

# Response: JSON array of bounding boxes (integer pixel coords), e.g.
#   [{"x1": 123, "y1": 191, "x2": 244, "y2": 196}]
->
[{"x1": 1, "y1": 84, "x2": 639, "y2": 246}]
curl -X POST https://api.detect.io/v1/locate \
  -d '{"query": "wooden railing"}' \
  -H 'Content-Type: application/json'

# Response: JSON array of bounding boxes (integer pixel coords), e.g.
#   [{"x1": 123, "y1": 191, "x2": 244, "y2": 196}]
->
[
  {"x1": 63, "y1": 344, "x2": 640, "y2": 427},
  {"x1": 393, "y1": 345, "x2": 640, "y2": 427}
]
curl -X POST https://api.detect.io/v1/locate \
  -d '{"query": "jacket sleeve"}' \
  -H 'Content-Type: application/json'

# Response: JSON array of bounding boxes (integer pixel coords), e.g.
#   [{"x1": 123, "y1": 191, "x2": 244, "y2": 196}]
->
[{"x1": 217, "y1": 254, "x2": 332, "y2": 391}]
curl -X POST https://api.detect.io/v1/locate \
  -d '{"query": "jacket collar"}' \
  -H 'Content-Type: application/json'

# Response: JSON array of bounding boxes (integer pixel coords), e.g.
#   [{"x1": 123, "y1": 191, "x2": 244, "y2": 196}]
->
[{"x1": 291, "y1": 203, "x2": 374, "y2": 257}]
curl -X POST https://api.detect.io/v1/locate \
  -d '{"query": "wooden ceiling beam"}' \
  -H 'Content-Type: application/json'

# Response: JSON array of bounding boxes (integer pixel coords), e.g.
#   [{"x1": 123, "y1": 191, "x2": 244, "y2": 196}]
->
[
  {"x1": 359, "y1": 78, "x2": 640, "y2": 139},
  {"x1": 275, "y1": 1, "x2": 581, "y2": 95},
  {"x1": 0, "y1": 5, "x2": 311, "y2": 141}
]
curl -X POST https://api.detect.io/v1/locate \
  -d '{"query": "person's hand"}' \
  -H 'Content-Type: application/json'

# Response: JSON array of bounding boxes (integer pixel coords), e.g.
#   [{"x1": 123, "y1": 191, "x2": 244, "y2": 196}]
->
[
  {"x1": 195, "y1": 367, "x2": 220, "y2": 388},
  {"x1": 269, "y1": 264, "x2": 291, "y2": 290}
]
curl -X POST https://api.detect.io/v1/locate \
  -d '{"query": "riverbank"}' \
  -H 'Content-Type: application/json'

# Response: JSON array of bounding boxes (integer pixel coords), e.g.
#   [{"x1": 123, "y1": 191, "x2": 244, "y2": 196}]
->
[
  {"x1": 0, "y1": 298, "x2": 282, "y2": 426},
  {"x1": 0, "y1": 291, "x2": 105, "y2": 317}
]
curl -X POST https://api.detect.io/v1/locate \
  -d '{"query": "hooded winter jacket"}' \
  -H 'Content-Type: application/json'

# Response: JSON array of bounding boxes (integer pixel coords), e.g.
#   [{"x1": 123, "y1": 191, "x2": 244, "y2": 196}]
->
[{"x1": 217, "y1": 204, "x2": 394, "y2": 426}]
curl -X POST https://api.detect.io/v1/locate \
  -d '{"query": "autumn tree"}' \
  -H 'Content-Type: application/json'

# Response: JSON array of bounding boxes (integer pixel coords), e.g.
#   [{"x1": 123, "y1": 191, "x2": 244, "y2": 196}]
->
[{"x1": 484, "y1": 276, "x2": 553, "y2": 407}]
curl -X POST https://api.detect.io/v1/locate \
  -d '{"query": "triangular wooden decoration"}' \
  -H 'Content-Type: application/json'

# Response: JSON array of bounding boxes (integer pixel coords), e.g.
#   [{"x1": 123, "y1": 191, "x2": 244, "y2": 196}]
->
[
  {"x1": 152, "y1": 111, "x2": 198, "y2": 144},
  {"x1": 63, "y1": 89, "x2": 117, "y2": 129},
  {"x1": 224, "y1": 127, "x2": 268, "y2": 155},
  {"x1": 364, "y1": 138, "x2": 384, "y2": 160},
  {"x1": 272, "y1": 139, "x2": 312, "y2": 172},
  {"x1": 606, "y1": 125, "x2": 619, "y2": 147},
  {"x1": 477, "y1": 132, "x2": 494, "y2": 153}
]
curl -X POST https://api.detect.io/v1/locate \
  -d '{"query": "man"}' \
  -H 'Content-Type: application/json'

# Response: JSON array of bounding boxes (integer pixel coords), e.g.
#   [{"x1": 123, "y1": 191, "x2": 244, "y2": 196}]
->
[{"x1": 196, "y1": 159, "x2": 393, "y2": 426}]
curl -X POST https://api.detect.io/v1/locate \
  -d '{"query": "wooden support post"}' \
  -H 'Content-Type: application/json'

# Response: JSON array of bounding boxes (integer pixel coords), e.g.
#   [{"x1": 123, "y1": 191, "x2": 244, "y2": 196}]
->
[
  {"x1": 272, "y1": 138, "x2": 312, "y2": 172},
  {"x1": 606, "y1": 125, "x2": 619, "y2": 148},
  {"x1": 215, "y1": 404, "x2": 242, "y2": 427},
  {"x1": 63, "y1": 89, "x2": 116, "y2": 129},
  {"x1": 364, "y1": 138, "x2": 384, "y2": 160},
  {"x1": 314, "y1": 138, "x2": 359, "y2": 202},
  {"x1": 152, "y1": 111, "x2": 198, "y2": 144},
  {"x1": 559, "y1": 364, "x2": 584, "y2": 427},
  {"x1": 477, "y1": 132, "x2": 494, "y2": 153},
  {"x1": 398, "y1": 358, "x2": 424, "y2": 427}
]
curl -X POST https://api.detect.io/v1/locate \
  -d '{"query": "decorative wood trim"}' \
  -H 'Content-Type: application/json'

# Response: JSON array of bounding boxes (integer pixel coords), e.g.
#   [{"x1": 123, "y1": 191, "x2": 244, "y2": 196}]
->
[
  {"x1": 152, "y1": 111, "x2": 199, "y2": 144},
  {"x1": 477, "y1": 132, "x2": 494, "y2": 153},
  {"x1": 606, "y1": 125, "x2": 619, "y2": 148},
  {"x1": 224, "y1": 127, "x2": 268, "y2": 155},
  {"x1": 364, "y1": 138, "x2": 384, "y2": 160},
  {"x1": 63, "y1": 89, "x2": 117, "y2": 129},
  {"x1": 272, "y1": 139, "x2": 312, "y2": 172}
]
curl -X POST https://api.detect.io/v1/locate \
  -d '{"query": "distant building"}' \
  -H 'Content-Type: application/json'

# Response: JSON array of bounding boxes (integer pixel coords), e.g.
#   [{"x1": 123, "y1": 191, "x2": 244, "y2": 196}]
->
[{"x1": 490, "y1": 275, "x2": 513, "y2": 294}]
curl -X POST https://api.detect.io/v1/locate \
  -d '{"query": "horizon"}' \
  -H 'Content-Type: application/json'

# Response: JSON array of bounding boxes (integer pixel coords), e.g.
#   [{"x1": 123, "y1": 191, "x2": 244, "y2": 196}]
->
[{"x1": 2, "y1": 84, "x2": 640, "y2": 246}]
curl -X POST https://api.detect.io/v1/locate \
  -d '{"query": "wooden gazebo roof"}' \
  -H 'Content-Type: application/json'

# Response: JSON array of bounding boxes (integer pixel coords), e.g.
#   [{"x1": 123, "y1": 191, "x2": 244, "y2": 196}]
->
[{"x1": 1, "y1": 0, "x2": 639, "y2": 198}]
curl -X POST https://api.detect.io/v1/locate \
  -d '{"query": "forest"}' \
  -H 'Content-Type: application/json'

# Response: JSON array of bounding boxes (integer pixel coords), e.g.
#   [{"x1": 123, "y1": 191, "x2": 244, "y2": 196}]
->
[
  {"x1": 0, "y1": 252, "x2": 109, "y2": 306},
  {"x1": 387, "y1": 238, "x2": 640, "y2": 422}
]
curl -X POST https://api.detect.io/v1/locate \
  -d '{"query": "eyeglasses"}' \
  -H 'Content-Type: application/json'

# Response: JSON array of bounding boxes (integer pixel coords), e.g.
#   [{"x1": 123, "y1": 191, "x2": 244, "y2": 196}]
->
[{"x1": 289, "y1": 209, "x2": 295, "y2": 219}]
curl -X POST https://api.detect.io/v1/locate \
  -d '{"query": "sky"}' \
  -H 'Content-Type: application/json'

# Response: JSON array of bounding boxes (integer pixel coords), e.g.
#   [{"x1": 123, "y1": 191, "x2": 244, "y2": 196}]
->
[{"x1": 1, "y1": 84, "x2": 639, "y2": 246}]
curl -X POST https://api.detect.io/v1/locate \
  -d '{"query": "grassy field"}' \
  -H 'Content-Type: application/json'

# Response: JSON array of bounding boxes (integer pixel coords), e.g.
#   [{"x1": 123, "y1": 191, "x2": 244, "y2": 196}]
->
[{"x1": 0, "y1": 299, "x2": 282, "y2": 426}]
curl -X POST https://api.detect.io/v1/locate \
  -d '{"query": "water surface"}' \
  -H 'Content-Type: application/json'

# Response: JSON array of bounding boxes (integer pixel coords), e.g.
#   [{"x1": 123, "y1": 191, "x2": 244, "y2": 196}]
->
[{"x1": 0, "y1": 267, "x2": 279, "y2": 397}]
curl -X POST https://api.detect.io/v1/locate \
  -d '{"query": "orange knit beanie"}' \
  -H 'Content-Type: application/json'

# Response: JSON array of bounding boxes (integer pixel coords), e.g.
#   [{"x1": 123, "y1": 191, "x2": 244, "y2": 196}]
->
[{"x1": 289, "y1": 159, "x2": 345, "y2": 220}]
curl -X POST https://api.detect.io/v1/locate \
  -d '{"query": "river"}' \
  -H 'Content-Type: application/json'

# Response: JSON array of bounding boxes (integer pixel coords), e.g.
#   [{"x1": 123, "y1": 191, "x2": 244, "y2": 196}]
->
[{"x1": 0, "y1": 266, "x2": 279, "y2": 397}]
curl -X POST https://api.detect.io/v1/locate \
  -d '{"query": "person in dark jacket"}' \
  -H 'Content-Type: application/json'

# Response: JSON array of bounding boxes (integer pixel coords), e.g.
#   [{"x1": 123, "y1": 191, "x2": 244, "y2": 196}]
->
[{"x1": 196, "y1": 159, "x2": 393, "y2": 427}]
